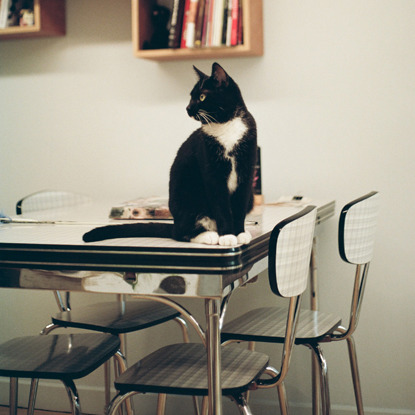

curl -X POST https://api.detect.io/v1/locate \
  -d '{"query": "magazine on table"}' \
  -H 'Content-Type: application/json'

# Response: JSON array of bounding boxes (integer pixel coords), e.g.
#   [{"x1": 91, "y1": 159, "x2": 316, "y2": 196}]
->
[{"x1": 109, "y1": 197, "x2": 172, "y2": 220}]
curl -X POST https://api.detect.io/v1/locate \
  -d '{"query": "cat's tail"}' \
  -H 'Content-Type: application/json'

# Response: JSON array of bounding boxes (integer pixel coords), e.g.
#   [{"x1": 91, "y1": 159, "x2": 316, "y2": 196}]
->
[{"x1": 83, "y1": 222, "x2": 174, "y2": 242}]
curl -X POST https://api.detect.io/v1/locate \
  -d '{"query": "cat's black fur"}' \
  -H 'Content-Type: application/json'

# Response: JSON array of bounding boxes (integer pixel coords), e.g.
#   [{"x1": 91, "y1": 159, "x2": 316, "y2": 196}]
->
[{"x1": 83, "y1": 63, "x2": 257, "y2": 246}]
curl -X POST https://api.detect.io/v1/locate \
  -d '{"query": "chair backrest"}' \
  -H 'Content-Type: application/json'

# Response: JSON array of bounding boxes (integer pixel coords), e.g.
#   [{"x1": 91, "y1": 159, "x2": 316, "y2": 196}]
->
[
  {"x1": 338, "y1": 191, "x2": 380, "y2": 265},
  {"x1": 255, "y1": 206, "x2": 317, "y2": 389},
  {"x1": 16, "y1": 190, "x2": 91, "y2": 215},
  {"x1": 268, "y1": 205, "x2": 317, "y2": 298},
  {"x1": 15, "y1": 190, "x2": 92, "y2": 312},
  {"x1": 330, "y1": 192, "x2": 380, "y2": 341}
]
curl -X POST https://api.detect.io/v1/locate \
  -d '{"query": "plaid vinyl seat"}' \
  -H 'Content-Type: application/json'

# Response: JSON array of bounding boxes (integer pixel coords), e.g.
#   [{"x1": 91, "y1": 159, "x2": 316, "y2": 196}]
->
[
  {"x1": 115, "y1": 343, "x2": 269, "y2": 396},
  {"x1": 0, "y1": 333, "x2": 122, "y2": 415},
  {"x1": 222, "y1": 308, "x2": 341, "y2": 344}
]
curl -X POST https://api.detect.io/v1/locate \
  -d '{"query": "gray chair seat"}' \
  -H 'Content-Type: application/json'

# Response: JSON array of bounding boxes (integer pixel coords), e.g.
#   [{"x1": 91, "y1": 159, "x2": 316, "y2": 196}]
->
[
  {"x1": 222, "y1": 307, "x2": 342, "y2": 344},
  {"x1": 114, "y1": 343, "x2": 269, "y2": 396},
  {"x1": 0, "y1": 333, "x2": 123, "y2": 415}
]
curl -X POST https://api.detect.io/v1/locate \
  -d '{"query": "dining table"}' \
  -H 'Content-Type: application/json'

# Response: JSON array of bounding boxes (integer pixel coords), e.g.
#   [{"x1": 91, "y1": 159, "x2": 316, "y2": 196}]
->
[{"x1": 0, "y1": 197, "x2": 335, "y2": 414}]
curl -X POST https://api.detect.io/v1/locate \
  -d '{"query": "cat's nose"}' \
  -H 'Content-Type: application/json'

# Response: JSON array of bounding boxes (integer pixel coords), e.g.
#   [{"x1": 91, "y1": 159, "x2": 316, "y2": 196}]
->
[{"x1": 186, "y1": 105, "x2": 193, "y2": 116}]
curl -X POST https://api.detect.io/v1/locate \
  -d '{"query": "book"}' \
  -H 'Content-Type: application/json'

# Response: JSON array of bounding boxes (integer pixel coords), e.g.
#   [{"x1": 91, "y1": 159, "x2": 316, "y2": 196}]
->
[
  {"x1": 221, "y1": 0, "x2": 229, "y2": 45},
  {"x1": 168, "y1": 0, "x2": 186, "y2": 48},
  {"x1": 180, "y1": 0, "x2": 191, "y2": 48},
  {"x1": 205, "y1": 0, "x2": 215, "y2": 46},
  {"x1": 0, "y1": 0, "x2": 11, "y2": 29},
  {"x1": 165, "y1": 0, "x2": 242, "y2": 49},
  {"x1": 230, "y1": 0, "x2": 239, "y2": 46},
  {"x1": 200, "y1": 0, "x2": 211, "y2": 47},
  {"x1": 237, "y1": 0, "x2": 243, "y2": 45},
  {"x1": 109, "y1": 197, "x2": 172, "y2": 220},
  {"x1": 212, "y1": 0, "x2": 225, "y2": 47},
  {"x1": 194, "y1": 0, "x2": 206, "y2": 47},
  {"x1": 185, "y1": 0, "x2": 199, "y2": 48}
]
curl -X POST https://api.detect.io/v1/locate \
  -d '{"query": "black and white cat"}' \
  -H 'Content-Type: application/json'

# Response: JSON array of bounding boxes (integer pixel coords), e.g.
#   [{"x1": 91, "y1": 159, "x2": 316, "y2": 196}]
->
[{"x1": 83, "y1": 63, "x2": 257, "y2": 247}]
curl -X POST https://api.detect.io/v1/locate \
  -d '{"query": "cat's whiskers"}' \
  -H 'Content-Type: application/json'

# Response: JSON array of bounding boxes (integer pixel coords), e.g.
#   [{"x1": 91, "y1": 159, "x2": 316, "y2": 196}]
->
[
  {"x1": 197, "y1": 111, "x2": 212, "y2": 126},
  {"x1": 198, "y1": 110, "x2": 218, "y2": 126}
]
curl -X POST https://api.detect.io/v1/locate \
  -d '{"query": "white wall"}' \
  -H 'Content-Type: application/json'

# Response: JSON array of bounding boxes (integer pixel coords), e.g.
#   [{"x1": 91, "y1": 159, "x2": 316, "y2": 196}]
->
[{"x1": 1, "y1": 1, "x2": 414, "y2": 414}]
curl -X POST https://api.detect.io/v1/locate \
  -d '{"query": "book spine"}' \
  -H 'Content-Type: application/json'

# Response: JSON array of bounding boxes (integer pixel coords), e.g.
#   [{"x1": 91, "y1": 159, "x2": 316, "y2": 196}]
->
[
  {"x1": 237, "y1": 0, "x2": 243, "y2": 45},
  {"x1": 206, "y1": 0, "x2": 215, "y2": 47},
  {"x1": 194, "y1": 0, "x2": 206, "y2": 47},
  {"x1": 168, "y1": 0, "x2": 186, "y2": 48},
  {"x1": 185, "y1": 0, "x2": 200, "y2": 48},
  {"x1": 221, "y1": 0, "x2": 229, "y2": 45},
  {"x1": 180, "y1": 0, "x2": 191, "y2": 48},
  {"x1": 212, "y1": 0, "x2": 225, "y2": 47},
  {"x1": 230, "y1": 0, "x2": 239, "y2": 46},
  {"x1": 201, "y1": 0, "x2": 211, "y2": 47},
  {"x1": 0, "y1": 0, "x2": 10, "y2": 29}
]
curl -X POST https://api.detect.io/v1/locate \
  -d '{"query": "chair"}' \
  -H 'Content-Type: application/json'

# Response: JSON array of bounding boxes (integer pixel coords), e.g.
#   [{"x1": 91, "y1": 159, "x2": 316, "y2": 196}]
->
[
  {"x1": 106, "y1": 205, "x2": 317, "y2": 415},
  {"x1": 222, "y1": 191, "x2": 380, "y2": 415},
  {"x1": 0, "y1": 333, "x2": 124, "y2": 415},
  {"x1": 16, "y1": 190, "x2": 189, "y2": 409}
]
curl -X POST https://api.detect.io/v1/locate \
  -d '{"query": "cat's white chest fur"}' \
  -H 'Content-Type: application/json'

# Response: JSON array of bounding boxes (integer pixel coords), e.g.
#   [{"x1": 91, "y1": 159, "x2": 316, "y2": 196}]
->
[{"x1": 202, "y1": 117, "x2": 247, "y2": 193}]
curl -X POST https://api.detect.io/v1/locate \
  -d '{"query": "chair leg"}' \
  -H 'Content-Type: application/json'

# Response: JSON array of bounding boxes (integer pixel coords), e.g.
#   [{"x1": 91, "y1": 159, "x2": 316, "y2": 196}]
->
[
  {"x1": 156, "y1": 394, "x2": 167, "y2": 415},
  {"x1": 277, "y1": 382, "x2": 289, "y2": 415},
  {"x1": 346, "y1": 335, "x2": 364, "y2": 414},
  {"x1": 27, "y1": 379, "x2": 39, "y2": 415},
  {"x1": 174, "y1": 316, "x2": 201, "y2": 415},
  {"x1": 9, "y1": 378, "x2": 18, "y2": 415},
  {"x1": 107, "y1": 392, "x2": 137, "y2": 415},
  {"x1": 306, "y1": 343, "x2": 330, "y2": 415},
  {"x1": 230, "y1": 394, "x2": 254, "y2": 415},
  {"x1": 201, "y1": 396, "x2": 209, "y2": 415},
  {"x1": 61, "y1": 379, "x2": 81, "y2": 415},
  {"x1": 112, "y1": 351, "x2": 133, "y2": 415},
  {"x1": 104, "y1": 360, "x2": 111, "y2": 410},
  {"x1": 192, "y1": 396, "x2": 201, "y2": 415},
  {"x1": 311, "y1": 352, "x2": 321, "y2": 415}
]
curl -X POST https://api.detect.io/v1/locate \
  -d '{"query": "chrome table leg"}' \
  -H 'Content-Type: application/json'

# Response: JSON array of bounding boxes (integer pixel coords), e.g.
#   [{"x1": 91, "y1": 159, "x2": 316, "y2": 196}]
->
[{"x1": 205, "y1": 298, "x2": 222, "y2": 415}]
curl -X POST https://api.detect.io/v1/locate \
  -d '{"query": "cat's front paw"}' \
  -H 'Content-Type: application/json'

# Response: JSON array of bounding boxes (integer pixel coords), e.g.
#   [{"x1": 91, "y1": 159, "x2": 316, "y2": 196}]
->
[
  {"x1": 191, "y1": 231, "x2": 219, "y2": 245},
  {"x1": 237, "y1": 231, "x2": 252, "y2": 245},
  {"x1": 219, "y1": 234, "x2": 238, "y2": 246}
]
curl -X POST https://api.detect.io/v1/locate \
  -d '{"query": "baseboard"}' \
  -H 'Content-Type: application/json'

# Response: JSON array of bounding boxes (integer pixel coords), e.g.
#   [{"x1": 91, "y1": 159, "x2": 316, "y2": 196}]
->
[{"x1": 1, "y1": 379, "x2": 414, "y2": 415}]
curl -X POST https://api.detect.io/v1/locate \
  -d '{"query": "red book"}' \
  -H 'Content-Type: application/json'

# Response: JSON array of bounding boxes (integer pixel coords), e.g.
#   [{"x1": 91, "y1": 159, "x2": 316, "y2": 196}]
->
[
  {"x1": 230, "y1": 0, "x2": 239, "y2": 46},
  {"x1": 237, "y1": 0, "x2": 243, "y2": 45},
  {"x1": 180, "y1": 0, "x2": 191, "y2": 48}
]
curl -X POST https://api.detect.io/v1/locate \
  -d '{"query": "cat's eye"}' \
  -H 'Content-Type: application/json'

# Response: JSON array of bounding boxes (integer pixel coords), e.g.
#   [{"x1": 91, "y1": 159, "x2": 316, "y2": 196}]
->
[{"x1": 199, "y1": 93, "x2": 206, "y2": 102}]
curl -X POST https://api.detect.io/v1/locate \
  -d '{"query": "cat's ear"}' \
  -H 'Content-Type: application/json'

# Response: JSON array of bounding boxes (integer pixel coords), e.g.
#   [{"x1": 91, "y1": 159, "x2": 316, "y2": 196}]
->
[
  {"x1": 193, "y1": 65, "x2": 208, "y2": 80},
  {"x1": 211, "y1": 62, "x2": 229, "y2": 88}
]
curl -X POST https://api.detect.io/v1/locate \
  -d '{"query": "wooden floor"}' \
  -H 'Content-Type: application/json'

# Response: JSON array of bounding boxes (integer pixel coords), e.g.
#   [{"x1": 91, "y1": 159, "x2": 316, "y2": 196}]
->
[{"x1": 0, "y1": 407, "x2": 71, "y2": 415}]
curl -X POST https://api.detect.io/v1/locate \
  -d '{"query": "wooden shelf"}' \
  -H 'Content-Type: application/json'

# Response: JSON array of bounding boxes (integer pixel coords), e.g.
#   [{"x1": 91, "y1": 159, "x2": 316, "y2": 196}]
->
[
  {"x1": 132, "y1": 0, "x2": 263, "y2": 61},
  {"x1": 0, "y1": 0, "x2": 65, "y2": 40}
]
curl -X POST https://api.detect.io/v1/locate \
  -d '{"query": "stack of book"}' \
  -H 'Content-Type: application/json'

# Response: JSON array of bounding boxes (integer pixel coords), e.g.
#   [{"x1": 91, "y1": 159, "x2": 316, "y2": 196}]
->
[{"x1": 167, "y1": 0, "x2": 243, "y2": 49}]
